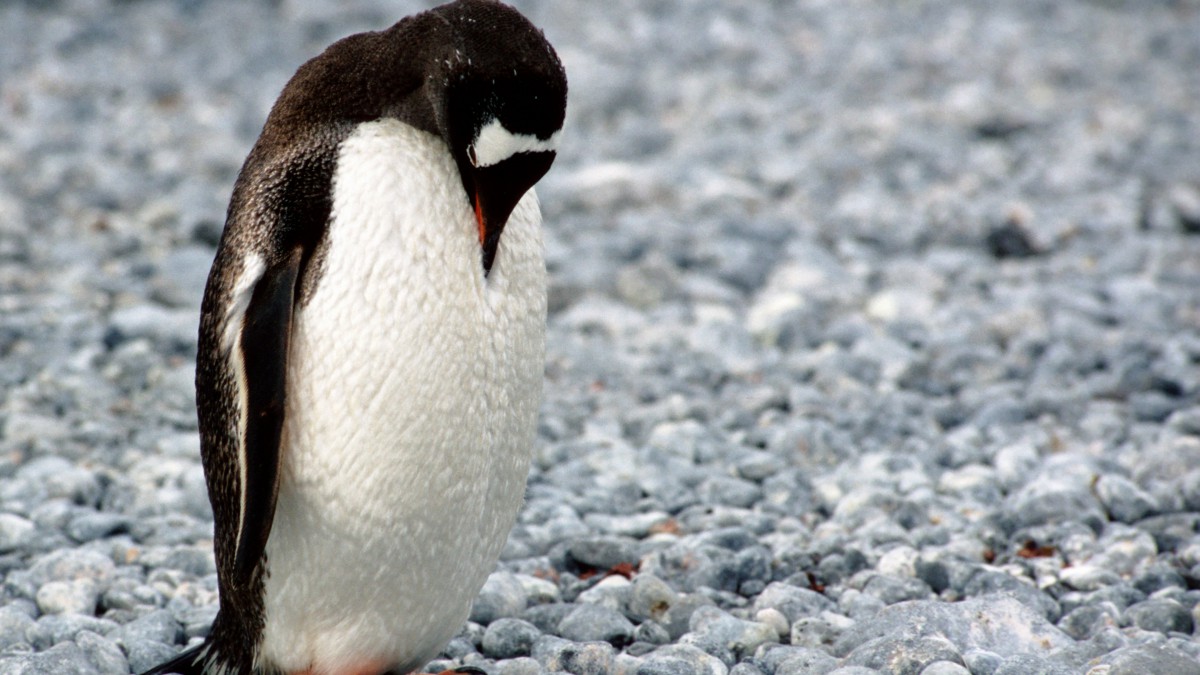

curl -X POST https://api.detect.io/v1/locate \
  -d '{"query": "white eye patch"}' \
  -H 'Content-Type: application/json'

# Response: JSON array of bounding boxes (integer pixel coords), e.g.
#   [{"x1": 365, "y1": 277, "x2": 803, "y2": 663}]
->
[{"x1": 469, "y1": 118, "x2": 561, "y2": 168}]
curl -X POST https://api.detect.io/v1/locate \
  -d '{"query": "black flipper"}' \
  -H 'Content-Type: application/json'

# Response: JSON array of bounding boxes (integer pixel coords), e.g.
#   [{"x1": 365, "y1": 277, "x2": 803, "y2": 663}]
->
[{"x1": 233, "y1": 247, "x2": 303, "y2": 586}]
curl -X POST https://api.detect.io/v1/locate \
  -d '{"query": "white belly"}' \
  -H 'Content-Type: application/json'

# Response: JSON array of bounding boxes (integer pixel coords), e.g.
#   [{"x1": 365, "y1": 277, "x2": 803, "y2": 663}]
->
[{"x1": 258, "y1": 120, "x2": 546, "y2": 674}]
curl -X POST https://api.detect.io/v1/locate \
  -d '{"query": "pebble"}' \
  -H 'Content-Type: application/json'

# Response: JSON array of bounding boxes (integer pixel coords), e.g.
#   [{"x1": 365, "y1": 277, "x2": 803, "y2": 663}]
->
[
  {"x1": 471, "y1": 572, "x2": 529, "y2": 625},
  {"x1": 1122, "y1": 598, "x2": 1194, "y2": 635},
  {"x1": 751, "y1": 582, "x2": 834, "y2": 623},
  {"x1": 482, "y1": 618, "x2": 542, "y2": 660},
  {"x1": 1095, "y1": 475, "x2": 1159, "y2": 524},
  {"x1": 628, "y1": 573, "x2": 680, "y2": 623},
  {"x1": 639, "y1": 644, "x2": 729, "y2": 675},
  {"x1": 35, "y1": 578, "x2": 98, "y2": 615},
  {"x1": 5, "y1": 2, "x2": 1200, "y2": 673},
  {"x1": 557, "y1": 603, "x2": 636, "y2": 648},
  {"x1": 532, "y1": 636, "x2": 616, "y2": 675},
  {"x1": 686, "y1": 606, "x2": 778, "y2": 660}
]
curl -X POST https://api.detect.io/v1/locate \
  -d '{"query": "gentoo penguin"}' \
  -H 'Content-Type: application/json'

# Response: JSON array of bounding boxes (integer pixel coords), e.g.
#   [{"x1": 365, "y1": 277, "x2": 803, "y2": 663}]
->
[{"x1": 143, "y1": 1, "x2": 566, "y2": 673}]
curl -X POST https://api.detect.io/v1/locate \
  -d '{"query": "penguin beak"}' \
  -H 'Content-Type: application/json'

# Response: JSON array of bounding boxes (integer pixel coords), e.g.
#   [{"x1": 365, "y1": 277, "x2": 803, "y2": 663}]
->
[{"x1": 470, "y1": 151, "x2": 556, "y2": 276}]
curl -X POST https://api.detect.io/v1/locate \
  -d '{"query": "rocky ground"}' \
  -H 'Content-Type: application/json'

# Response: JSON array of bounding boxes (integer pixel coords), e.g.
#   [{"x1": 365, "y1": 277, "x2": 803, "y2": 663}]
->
[{"x1": 2, "y1": 0, "x2": 1200, "y2": 673}]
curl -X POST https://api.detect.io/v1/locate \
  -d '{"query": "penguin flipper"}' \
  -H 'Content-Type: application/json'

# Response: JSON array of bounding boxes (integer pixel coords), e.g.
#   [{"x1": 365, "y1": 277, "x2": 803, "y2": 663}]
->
[{"x1": 231, "y1": 246, "x2": 303, "y2": 585}]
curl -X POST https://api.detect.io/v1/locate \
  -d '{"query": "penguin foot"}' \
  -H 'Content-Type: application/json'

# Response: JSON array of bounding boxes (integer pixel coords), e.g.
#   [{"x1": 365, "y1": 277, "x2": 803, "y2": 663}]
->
[{"x1": 436, "y1": 667, "x2": 487, "y2": 675}]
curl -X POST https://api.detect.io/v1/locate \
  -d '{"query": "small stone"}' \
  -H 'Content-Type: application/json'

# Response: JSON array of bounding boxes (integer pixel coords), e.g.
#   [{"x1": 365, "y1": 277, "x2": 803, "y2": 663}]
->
[
  {"x1": 752, "y1": 582, "x2": 835, "y2": 623},
  {"x1": 558, "y1": 603, "x2": 635, "y2": 648},
  {"x1": 638, "y1": 644, "x2": 728, "y2": 675},
  {"x1": 755, "y1": 607, "x2": 789, "y2": 638},
  {"x1": 498, "y1": 656, "x2": 545, "y2": 675},
  {"x1": 36, "y1": 578, "x2": 99, "y2": 615},
  {"x1": 533, "y1": 636, "x2": 615, "y2": 675},
  {"x1": 992, "y1": 653, "x2": 1071, "y2": 675},
  {"x1": 482, "y1": 618, "x2": 541, "y2": 660},
  {"x1": 75, "y1": 630, "x2": 130, "y2": 674},
  {"x1": 687, "y1": 606, "x2": 778, "y2": 659},
  {"x1": 29, "y1": 613, "x2": 118, "y2": 649},
  {"x1": 1094, "y1": 475, "x2": 1158, "y2": 524},
  {"x1": 0, "y1": 604, "x2": 36, "y2": 650},
  {"x1": 522, "y1": 602, "x2": 577, "y2": 634},
  {"x1": 66, "y1": 512, "x2": 132, "y2": 543},
  {"x1": 790, "y1": 614, "x2": 849, "y2": 649},
  {"x1": 962, "y1": 649, "x2": 1003, "y2": 675},
  {"x1": 111, "y1": 608, "x2": 180, "y2": 646},
  {"x1": 773, "y1": 649, "x2": 839, "y2": 675},
  {"x1": 659, "y1": 593, "x2": 716, "y2": 641},
  {"x1": 576, "y1": 574, "x2": 632, "y2": 612},
  {"x1": 860, "y1": 574, "x2": 933, "y2": 604},
  {"x1": 696, "y1": 476, "x2": 762, "y2": 509},
  {"x1": 471, "y1": 572, "x2": 528, "y2": 625},
  {"x1": 0, "y1": 513, "x2": 36, "y2": 553},
  {"x1": 568, "y1": 536, "x2": 640, "y2": 571},
  {"x1": 516, "y1": 574, "x2": 562, "y2": 605},
  {"x1": 6, "y1": 642, "x2": 100, "y2": 675},
  {"x1": 1096, "y1": 643, "x2": 1200, "y2": 674},
  {"x1": 1058, "y1": 602, "x2": 1120, "y2": 640},
  {"x1": 1123, "y1": 598, "x2": 1193, "y2": 635},
  {"x1": 634, "y1": 621, "x2": 671, "y2": 645},
  {"x1": 920, "y1": 662, "x2": 971, "y2": 675},
  {"x1": 123, "y1": 638, "x2": 182, "y2": 674},
  {"x1": 628, "y1": 573, "x2": 680, "y2": 623},
  {"x1": 843, "y1": 635, "x2": 964, "y2": 673}
]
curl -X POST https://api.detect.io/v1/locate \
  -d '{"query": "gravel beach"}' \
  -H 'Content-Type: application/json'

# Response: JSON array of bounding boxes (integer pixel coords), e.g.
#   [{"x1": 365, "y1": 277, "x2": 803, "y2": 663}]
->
[{"x1": 3, "y1": 1, "x2": 1200, "y2": 673}]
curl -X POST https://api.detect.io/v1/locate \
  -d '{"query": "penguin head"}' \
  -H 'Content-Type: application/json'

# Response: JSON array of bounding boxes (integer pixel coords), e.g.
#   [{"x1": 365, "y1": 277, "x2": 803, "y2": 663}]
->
[{"x1": 431, "y1": 0, "x2": 568, "y2": 274}]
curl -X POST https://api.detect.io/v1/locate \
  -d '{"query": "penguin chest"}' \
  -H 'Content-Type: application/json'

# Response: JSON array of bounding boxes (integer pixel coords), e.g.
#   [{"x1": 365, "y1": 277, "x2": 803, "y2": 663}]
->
[{"x1": 257, "y1": 119, "x2": 546, "y2": 673}]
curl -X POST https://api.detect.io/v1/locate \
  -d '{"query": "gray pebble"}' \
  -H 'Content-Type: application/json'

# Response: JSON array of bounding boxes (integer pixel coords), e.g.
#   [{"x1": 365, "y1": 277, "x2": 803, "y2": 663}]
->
[
  {"x1": 0, "y1": 641, "x2": 100, "y2": 675},
  {"x1": 0, "y1": 604, "x2": 36, "y2": 650},
  {"x1": 635, "y1": 621, "x2": 671, "y2": 646},
  {"x1": 522, "y1": 603, "x2": 578, "y2": 634},
  {"x1": 992, "y1": 653, "x2": 1072, "y2": 675},
  {"x1": 65, "y1": 512, "x2": 131, "y2": 543},
  {"x1": 75, "y1": 630, "x2": 130, "y2": 674},
  {"x1": 628, "y1": 573, "x2": 679, "y2": 623},
  {"x1": 29, "y1": 614, "x2": 117, "y2": 649},
  {"x1": 687, "y1": 606, "x2": 777, "y2": 659},
  {"x1": 498, "y1": 656, "x2": 546, "y2": 675},
  {"x1": 1123, "y1": 598, "x2": 1194, "y2": 635},
  {"x1": 575, "y1": 575, "x2": 631, "y2": 613},
  {"x1": 532, "y1": 635, "x2": 616, "y2": 675},
  {"x1": 568, "y1": 536, "x2": 640, "y2": 571},
  {"x1": 638, "y1": 644, "x2": 727, "y2": 675},
  {"x1": 1095, "y1": 475, "x2": 1159, "y2": 523},
  {"x1": 961, "y1": 649, "x2": 1003, "y2": 675},
  {"x1": 471, "y1": 572, "x2": 529, "y2": 625},
  {"x1": 752, "y1": 582, "x2": 835, "y2": 624},
  {"x1": 557, "y1": 603, "x2": 635, "y2": 648},
  {"x1": 483, "y1": 618, "x2": 542, "y2": 660},
  {"x1": 1095, "y1": 643, "x2": 1200, "y2": 675},
  {"x1": 919, "y1": 662, "x2": 970, "y2": 675},
  {"x1": 659, "y1": 594, "x2": 716, "y2": 641},
  {"x1": 123, "y1": 637, "x2": 183, "y2": 674},
  {"x1": 1058, "y1": 602, "x2": 1120, "y2": 640},
  {"x1": 773, "y1": 649, "x2": 839, "y2": 675},
  {"x1": 843, "y1": 634, "x2": 963, "y2": 673},
  {"x1": 111, "y1": 608, "x2": 180, "y2": 646},
  {"x1": 35, "y1": 578, "x2": 98, "y2": 615},
  {"x1": 0, "y1": 513, "x2": 37, "y2": 553}
]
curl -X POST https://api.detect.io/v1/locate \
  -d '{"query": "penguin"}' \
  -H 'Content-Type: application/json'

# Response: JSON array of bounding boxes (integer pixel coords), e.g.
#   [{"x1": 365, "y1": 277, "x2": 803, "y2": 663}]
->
[{"x1": 143, "y1": 1, "x2": 566, "y2": 673}]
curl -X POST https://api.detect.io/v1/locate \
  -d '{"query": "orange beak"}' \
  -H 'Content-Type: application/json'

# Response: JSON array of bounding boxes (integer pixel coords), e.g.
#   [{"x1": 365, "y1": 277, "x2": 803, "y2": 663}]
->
[{"x1": 475, "y1": 191, "x2": 486, "y2": 246}]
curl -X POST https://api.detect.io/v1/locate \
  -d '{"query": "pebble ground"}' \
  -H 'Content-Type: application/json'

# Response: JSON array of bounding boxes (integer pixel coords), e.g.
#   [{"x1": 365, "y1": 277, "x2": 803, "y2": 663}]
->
[{"x1": 2, "y1": 1, "x2": 1200, "y2": 674}]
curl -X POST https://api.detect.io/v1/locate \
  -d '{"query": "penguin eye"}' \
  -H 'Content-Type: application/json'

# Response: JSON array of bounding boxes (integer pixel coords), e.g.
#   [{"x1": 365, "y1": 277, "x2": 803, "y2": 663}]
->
[{"x1": 467, "y1": 144, "x2": 478, "y2": 167}]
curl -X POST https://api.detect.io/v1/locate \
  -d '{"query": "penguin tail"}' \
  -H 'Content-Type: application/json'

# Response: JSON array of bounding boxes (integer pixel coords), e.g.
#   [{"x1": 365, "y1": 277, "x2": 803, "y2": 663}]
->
[{"x1": 140, "y1": 641, "x2": 231, "y2": 675}]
